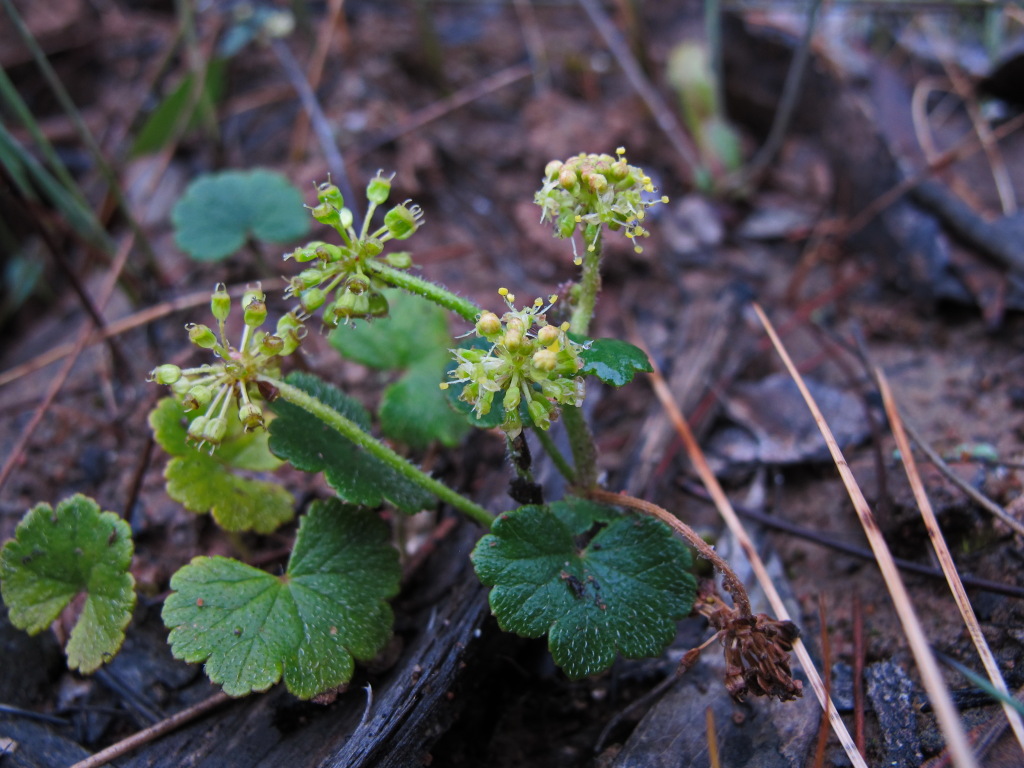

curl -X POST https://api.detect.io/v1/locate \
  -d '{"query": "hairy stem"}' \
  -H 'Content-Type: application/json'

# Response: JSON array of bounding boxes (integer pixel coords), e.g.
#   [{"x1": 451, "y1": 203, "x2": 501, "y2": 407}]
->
[
  {"x1": 531, "y1": 427, "x2": 576, "y2": 483},
  {"x1": 265, "y1": 376, "x2": 494, "y2": 529},
  {"x1": 569, "y1": 230, "x2": 602, "y2": 336},
  {"x1": 364, "y1": 261, "x2": 481, "y2": 323},
  {"x1": 587, "y1": 488, "x2": 752, "y2": 617},
  {"x1": 561, "y1": 406, "x2": 598, "y2": 490},
  {"x1": 562, "y1": 229, "x2": 603, "y2": 488}
]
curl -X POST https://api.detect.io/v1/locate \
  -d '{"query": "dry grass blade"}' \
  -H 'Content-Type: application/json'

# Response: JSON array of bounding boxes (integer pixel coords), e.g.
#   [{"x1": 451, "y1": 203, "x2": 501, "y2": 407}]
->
[
  {"x1": 631, "y1": 335, "x2": 867, "y2": 768},
  {"x1": 878, "y1": 370, "x2": 1024, "y2": 758},
  {"x1": 752, "y1": 302, "x2": 978, "y2": 768}
]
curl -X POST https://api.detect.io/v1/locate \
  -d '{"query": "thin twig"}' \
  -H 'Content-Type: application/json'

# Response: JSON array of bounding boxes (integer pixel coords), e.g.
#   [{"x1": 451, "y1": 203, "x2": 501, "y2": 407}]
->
[
  {"x1": 0, "y1": 235, "x2": 134, "y2": 492},
  {"x1": 587, "y1": 488, "x2": 751, "y2": 617},
  {"x1": 680, "y1": 481, "x2": 1024, "y2": 599},
  {"x1": 288, "y1": 0, "x2": 346, "y2": 162},
  {"x1": 734, "y1": 0, "x2": 825, "y2": 192},
  {"x1": 879, "y1": 370, "x2": 1024, "y2": 757},
  {"x1": 0, "y1": 280, "x2": 286, "y2": 389},
  {"x1": 903, "y1": 415, "x2": 1024, "y2": 538},
  {"x1": 67, "y1": 691, "x2": 232, "y2": 768},
  {"x1": 753, "y1": 302, "x2": 978, "y2": 768},
  {"x1": 812, "y1": 594, "x2": 832, "y2": 768},
  {"x1": 629, "y1": 331, "x2": 867, "y2": 768},
  {"x1": 270, "y1": 37, "x2": 360, "y2": 227},
  {"x1": 853, "y1": 591, "x2": 866, "y2": 755},
  {"x1": 576, "y1": 0, "x2": 699, "y2": 183}
]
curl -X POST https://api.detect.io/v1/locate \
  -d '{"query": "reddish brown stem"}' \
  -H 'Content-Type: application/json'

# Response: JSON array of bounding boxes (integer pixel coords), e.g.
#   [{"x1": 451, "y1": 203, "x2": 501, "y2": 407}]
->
[{"x1": 587, "y1": 488, "x2": 752, "y2": 618}]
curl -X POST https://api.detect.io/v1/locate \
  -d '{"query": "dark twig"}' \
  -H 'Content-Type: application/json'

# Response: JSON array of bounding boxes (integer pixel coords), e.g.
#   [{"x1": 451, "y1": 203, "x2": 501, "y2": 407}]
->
[
  {"x1": 270, "y1": 38, "x2": 360, "y2": 228},
  {"x1": 679, "y1": 482, "x2": 1024, "y2": 600},
  {"x1": 576, "y1": 0, "x2": 700, "y2": 182},
  {"x1": 735, "y1": 0, "x2": 824, "y2": 192}
]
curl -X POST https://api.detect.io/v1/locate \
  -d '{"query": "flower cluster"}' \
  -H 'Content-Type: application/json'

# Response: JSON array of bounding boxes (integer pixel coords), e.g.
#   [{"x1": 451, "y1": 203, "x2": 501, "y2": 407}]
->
[
  {"x1": 534, "y1": 147, "x2": 668, "y2": 263},
  {"x1": 148, "y1": 284, "x2": 302, "y2": 450},
  {"x1": 442, "y1": 289, "x2": 585, "y2": 437},
  {"x1": 285, "y1": 172, "x2": 424, "y2": 327}
]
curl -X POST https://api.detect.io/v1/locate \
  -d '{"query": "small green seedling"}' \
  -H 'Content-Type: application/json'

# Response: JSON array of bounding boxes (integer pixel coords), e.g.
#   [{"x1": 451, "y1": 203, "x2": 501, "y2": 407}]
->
[{"x1": 1, "y1": 149, "x2": 801, "y2": 707}]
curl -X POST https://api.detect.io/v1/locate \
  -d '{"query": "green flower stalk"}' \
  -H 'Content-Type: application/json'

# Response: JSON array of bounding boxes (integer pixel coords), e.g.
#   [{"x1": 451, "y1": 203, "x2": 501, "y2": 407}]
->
[
  {"x1": 148, "y1": 283, "x2": 299, "y2": 451},
  {"x1": 442, "y1": 289, "x2": 585, "y2": 438}
]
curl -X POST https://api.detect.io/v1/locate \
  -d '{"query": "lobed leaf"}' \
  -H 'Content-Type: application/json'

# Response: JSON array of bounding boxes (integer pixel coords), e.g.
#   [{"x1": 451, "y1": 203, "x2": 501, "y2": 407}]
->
[
  {"x1": 269, "y1": 372, "x2": 436, "y2": 513},
  {"x1": 164, "y1": 455, "x2": 294, "y2": 533},
  {"x1": 171, "y1": 169, "x2": 309, "y2": 262},
  {"x1": 0, "y1": 495, "x2": 136, "y2": 673},
  {"x1": 149, "y1": 398, "x2": 294, "y2": 533},
  {"x1": 471, "y1": 500, "x2": 695, "y2": 679},
  {"x1": 578, "y1": 338, "x2": 652, "y2": 387},
  {"x1": 162, "y1": 499, "x2": 400, "y2": 698}
]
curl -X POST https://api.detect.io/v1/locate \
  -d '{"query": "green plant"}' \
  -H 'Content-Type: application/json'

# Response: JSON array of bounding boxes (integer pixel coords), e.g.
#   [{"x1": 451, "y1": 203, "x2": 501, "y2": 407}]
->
[{"x1": 1, "y1": 149, "x2": 801, "y2": 705}]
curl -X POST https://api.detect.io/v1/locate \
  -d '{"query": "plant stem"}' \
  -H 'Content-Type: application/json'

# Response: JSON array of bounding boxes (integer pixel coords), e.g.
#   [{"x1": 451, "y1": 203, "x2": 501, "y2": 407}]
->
[
  {"x1": 532, "y1": 427, "x2": 576, "y2": 483},
  {"x1": 562, "y1": 229, "x2": 604, "y2": 489},
  {"x1": 561, "y1": 406, "x2": 598, "y2": 489},
  {"x1": 587, "y1": 488, "x2": 752, "y2": 617},
  {"x1": 365, "y1": 261, "x2": 481, "y2": 323},
  {"x1": 569, "y1": 230, "x2": 603, "y2": 336},
  {"x1": 264, "y1": 376, "x2": 494, "y2": 529}
]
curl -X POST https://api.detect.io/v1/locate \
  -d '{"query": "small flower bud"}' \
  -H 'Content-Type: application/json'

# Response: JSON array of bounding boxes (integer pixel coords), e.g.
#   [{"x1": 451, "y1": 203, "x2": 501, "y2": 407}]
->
[
  {"x1": 584, "y1": 171, "x2": 607, "y2": 193},
  {"x1": 315, "y1": 243, "x2": 344, "y2": 262},
  {"x1": 367, "y1": 291, "x2": 390, "y2": 318},
  {"x1": 296, "y1": 267, "x2": 325, "y2": 289},
  {"x1": 384, "y1": 204, "x2": 421, "y2": 240},
  {"x1": 260, "y1": 333, "x2": 284, "y2": 355},
  {"x1": 536, "y1": 325, "x2": 560, "y2": 347},
  {"x1": 385, "y1": 251, "x2": 413, "y2": 269},
  {"x1": 359, "y1": 238, "x2": 384, "y2": 258},
  {"x1": 558, "y1": 166, "x2": 578, "y2": 189},
  {"x1": 312, "y1": 202, "x2": 342, "y2": 227},
  {"x1": 476, "y1": 311, "x2": 502, "y2": 337},
  {"x1": 187, "y1": 323, "x2": 217, "y2": 349},
  {"x1": 503, "y1": 384, "x2": 521, "y2": 412},
  {"x1": 300, "y1": 287, "x2": 326, "y2": 313},
  {"x1": 503, "y1": 329, "x2": 524, "y2": 351},
  {"x1": 243, "y1": 297, "x2": 267, "y2": 327},
  {"x1": 149, "y1": 364, "x2": 182, "y2": 385},
  {"x1": 544, "y1": 160, "x2": 563, "y2": 179},
  {"x1": 346, "y1": 275, "x2": 370, "y2": 294},
  {"x1": 239, "y1": 402, "x2": 264, "y2": 430},
  {"x1": 317, "y1": 181, "x2": 344, "y2": 208},
  {"x1": 532, "y1": 348, "x2": 558, "y2": 372},
  {"x1": 366, "y1": 171, "x2": 394, "y2": 205},
  {"x1": 187, "y1": 415, "x2": 209, "y2": 443},
  {"x1": 527, "y1": 398, "x2": 552, "y2": 430},
  {"x1": 202, "y1": 416, "x2": 228, "y2": 445},
  {"x1": 183, "y1": 384, "x2": 213, "y2": 411},
  {"x1": 210, "y1": 284, "x2": 231, "y2": 321}
]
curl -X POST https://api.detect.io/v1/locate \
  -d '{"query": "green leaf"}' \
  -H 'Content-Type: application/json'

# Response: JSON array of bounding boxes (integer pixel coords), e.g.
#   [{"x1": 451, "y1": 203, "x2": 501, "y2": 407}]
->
[
  {"x1": 380, "y1": 365, "x2": 470, "y2": 449},
  {"x1": 0, "y1": 495, "x2": 135, "y2": 673},
  {"x1": 329, "y1": 289, "x2": 450, "y2": 370},
  {"x1": 471, "y1": 501, "x2": 696, "y2": 679},
  {"x1": 269, "y1": 372, "x2": 436, "y2": 513},
  {"x1": 131, "y1": 59, "x2": 227, "y2": 157},
  {"x1": 171, "y1": 169, "x2": 310, "y2": 262},
  {"x1": 330, "y1": 290, "x2": 470, "y2": 448},
  {"x1": 164, "y1": 455, "x2": 294, "y2": 533},
  {"x1": 578, "y1": 338, "x2": 652, "y2": 387},
  {"x1": 162, "y1": 499, "x2": 400, "y2": 698},
  {"x1": 149, "y1": 398, "x2": 294, "y2": 533}
]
